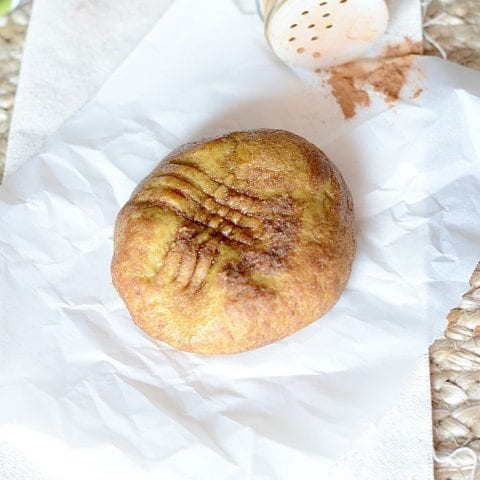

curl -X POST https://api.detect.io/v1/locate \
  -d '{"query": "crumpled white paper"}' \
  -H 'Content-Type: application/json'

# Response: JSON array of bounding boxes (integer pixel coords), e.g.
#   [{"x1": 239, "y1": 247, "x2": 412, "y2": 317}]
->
[{"x1": 0, "y1": 0, "x2": 479, "y2": 479}]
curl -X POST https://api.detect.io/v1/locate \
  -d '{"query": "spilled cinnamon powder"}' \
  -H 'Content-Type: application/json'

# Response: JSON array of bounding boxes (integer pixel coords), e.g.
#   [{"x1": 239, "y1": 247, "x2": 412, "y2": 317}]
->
[
  {"x1": 412, "y1": 88, "x2": 423, "y2": 99},
  {"x1": 325, "y1": 37, "x2": 423, "y2": 119},
  {"x1": 369, "y1": 56, "x2": 415, "y2": 102},
  {"x1": 383, "y1": 38, "x2": 423, "y2": 58},
  {"x1": 328, "y1": 71, "x2": 371, "y2": 119},
  {"x1": 327, "y1": 55, "x2": 416, "y2": 119}
]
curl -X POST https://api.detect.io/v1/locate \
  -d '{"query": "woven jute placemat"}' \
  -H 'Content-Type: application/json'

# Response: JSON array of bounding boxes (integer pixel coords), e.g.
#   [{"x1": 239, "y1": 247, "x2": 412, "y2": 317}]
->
[
  {"x1": 423, "y1": 2, "x2": 480, "y2": 478},
  {"x1": 0, "y1": 2, "x2": 29, "y2": 179},
  {"x1": 0, "y1": 1, "x2": 479, "y2": 479}
]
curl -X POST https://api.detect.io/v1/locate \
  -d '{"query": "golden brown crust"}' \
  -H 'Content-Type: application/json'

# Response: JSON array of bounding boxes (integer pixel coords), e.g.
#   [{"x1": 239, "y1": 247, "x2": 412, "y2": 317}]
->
[{"x1": 111, "y1": 129, "x2": 355, "y2": 354}]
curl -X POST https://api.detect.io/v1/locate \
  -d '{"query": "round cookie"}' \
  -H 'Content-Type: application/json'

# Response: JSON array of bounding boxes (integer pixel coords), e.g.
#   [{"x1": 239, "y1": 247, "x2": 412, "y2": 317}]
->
[{"x1": 112, "y1": 129, "x2": 355, "y2": 354}]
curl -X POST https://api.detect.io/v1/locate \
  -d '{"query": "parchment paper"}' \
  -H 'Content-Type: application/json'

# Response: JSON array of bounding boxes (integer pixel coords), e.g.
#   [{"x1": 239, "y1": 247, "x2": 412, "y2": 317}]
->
[{"x1": 1, "y1": 0, "x2": 480, "y2": 478}]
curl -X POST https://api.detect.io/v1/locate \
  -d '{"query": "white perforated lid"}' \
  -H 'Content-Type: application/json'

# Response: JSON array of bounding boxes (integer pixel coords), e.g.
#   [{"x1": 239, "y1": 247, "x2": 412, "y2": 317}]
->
[{"x1": 260, "y1": 0, "x2": 389, "y2": 70}]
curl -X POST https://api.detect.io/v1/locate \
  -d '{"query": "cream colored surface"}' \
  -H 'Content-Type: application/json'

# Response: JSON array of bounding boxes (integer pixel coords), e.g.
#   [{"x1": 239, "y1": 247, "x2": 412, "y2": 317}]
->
[
  {"x1": 0, "y1": 0, "x2": 479, "y2": 479},
  {"x1": 0, "y1": 1, "x2": 437, "y2": 478}
]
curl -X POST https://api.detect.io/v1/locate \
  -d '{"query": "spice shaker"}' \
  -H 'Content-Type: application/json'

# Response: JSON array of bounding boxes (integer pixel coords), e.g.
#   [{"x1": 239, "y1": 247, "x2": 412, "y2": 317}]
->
[{"x1": 257, "y1": 0, "x2": 389, "y2": 70}]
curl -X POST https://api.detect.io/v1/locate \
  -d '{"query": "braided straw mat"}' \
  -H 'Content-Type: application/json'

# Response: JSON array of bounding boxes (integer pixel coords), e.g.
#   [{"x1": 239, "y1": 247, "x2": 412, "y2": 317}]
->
[{"x1": 0, "y1": 1, "x2": 479, "y2": 479}]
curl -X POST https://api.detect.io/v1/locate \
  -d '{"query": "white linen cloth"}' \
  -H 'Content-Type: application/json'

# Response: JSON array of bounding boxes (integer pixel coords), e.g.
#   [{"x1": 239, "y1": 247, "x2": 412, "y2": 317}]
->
[{"x1": 1, "y1": 1, "x2": 440, "y2": 479}]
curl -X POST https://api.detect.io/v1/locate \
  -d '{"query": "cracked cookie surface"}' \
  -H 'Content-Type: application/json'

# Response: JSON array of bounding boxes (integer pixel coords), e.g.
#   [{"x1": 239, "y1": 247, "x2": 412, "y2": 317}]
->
[{"x1": 112, "y1": 129, "x2": 356, "y2": 354}]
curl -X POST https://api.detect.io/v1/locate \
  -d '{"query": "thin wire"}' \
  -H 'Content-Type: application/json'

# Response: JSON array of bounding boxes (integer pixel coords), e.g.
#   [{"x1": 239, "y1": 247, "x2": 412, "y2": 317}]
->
[
  {"x1": 421, "y1": 0, "x2": 449, "y2": 59},
  {"x1": 423, "y1": 30, "x2": 448, "y2": 59}
]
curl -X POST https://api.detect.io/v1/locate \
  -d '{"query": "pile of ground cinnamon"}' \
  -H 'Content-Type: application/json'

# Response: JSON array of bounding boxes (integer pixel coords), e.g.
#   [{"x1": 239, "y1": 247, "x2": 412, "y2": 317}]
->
[
  {"x1": 325, "y1": 39, "x2": 423, "y2": 119},
  {"x1": 327, "y1": 55, "x2": 417, "y2": 119}
]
